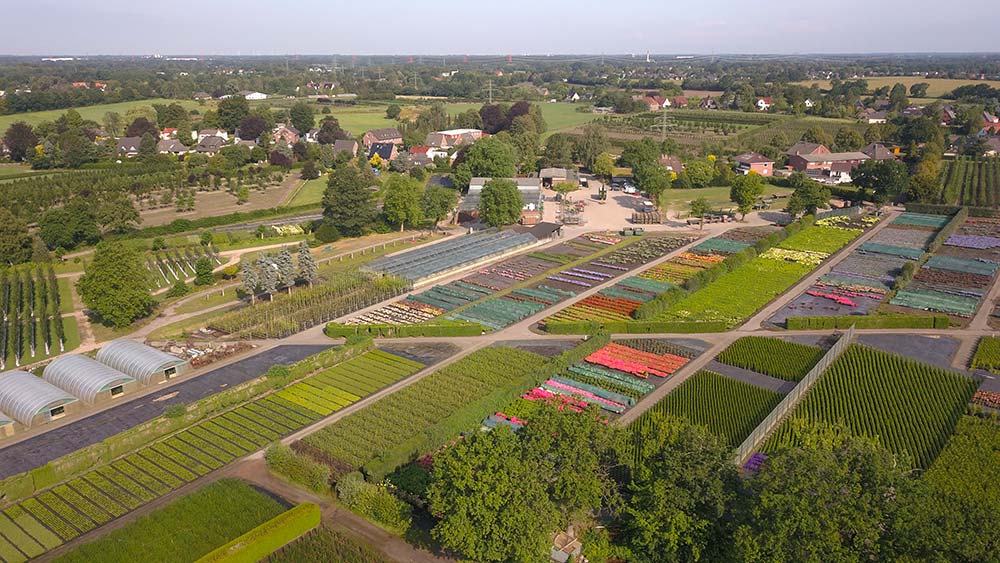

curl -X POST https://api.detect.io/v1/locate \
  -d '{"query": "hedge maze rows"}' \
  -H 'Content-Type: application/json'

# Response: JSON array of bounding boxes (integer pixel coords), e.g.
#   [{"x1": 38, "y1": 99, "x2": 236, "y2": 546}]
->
[{"x1": 0, "y1": 350, "x2": 422, "y2": 562}]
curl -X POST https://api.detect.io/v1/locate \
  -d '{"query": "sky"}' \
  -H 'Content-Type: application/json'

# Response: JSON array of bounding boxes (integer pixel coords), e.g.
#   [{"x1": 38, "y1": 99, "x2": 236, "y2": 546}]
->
[{"x1": 3, "y1": 0, "x2": 998, "y2": 56}]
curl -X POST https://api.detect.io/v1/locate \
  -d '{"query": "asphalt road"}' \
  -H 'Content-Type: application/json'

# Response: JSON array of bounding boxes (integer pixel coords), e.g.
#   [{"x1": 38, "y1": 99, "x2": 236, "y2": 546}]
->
[{"x1": 0, "y1": 344, "x2": 330, "y2": 480}]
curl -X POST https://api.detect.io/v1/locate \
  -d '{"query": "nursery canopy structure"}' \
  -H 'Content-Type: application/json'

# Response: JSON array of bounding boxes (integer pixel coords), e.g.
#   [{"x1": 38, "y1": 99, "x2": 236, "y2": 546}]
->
[
  {"x1": 44, "y1": 355, "x2": 136, "y2": 404},
  {"x1": 0, "y1": 371, "x2": 78, "y2": 427},
  {"x1": 96, "y1": 339, "x2": 187, "y2": 385}
]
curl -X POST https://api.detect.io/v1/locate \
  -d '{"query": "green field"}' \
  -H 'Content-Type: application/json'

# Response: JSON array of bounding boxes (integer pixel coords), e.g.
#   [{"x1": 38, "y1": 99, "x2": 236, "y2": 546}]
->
[
  {"x1": 444, "y1": 102, "x2": 596, "y2": 138},
  {"x1": 792, "y1": 76, "x2": 1000, "y2": 98},
  {"x1": 0, "y1": 164, "x2": 32, "y2": 177},
  {"x1": 287, "y1": 176, "x2": 328, "y2": 207},
  {"x1": 53, "y1": 479, "x2": 286, "y2": 563},
  {"x1": 0, "y1": 98, "x2": 205, "y2": 133},
  {"x1": 661, "y1": 184, "x2": 790, "y2": 212}
]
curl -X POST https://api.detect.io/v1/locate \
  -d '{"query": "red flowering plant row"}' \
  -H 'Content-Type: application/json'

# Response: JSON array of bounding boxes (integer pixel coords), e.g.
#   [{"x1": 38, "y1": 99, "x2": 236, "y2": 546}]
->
[{"x1": 585, "y1": 342, "x2": 689, "y2": 378}]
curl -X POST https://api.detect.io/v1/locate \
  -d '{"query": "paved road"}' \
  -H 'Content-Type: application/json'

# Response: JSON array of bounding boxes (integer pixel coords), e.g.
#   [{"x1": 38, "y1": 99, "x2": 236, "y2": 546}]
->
[{"x1": 0, "y1": 345, "x2": 330, "y2": 479}]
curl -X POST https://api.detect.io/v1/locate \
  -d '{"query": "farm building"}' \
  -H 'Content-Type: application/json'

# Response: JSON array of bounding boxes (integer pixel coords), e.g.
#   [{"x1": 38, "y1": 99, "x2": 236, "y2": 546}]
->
[
  {"x1": 539, "y1": 168, "x2": 580, "y2": 187},
  {"x1": 362, "y1": 127, "x2": 403, "y2": 147},
  {"x1": 734, "y1": 152, "x2": 775, "y2": 176},
  {"x1": 462, "y1": 177, "x2": 543, "y2": 214},
  {"x1": 788, "y1": 151, "x2": 870, "y2": 177},
  {"x1": 96, "y1": 339, "x2": 188, "y2": 385},
  {"x1": 43, "y1": 355, "x2": 137, "y2": 404},
  {"x1": 0, "y1": 371, "x2": 79, "y2": 428}
]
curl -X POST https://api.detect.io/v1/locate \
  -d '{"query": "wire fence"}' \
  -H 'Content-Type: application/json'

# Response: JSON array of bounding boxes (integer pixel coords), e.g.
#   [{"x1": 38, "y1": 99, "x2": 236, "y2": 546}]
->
[{"x1": 733, "y1": 325, "x2": 857, "y2": 465}]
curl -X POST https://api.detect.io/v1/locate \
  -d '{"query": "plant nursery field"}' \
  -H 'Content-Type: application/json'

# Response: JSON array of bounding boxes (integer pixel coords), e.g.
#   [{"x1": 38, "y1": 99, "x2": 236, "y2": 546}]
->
[
  {"x1": 1, "y1": 266, "x2": 74, "y2": 370},
  {"x1": 264, "y1": 525, "x2": 391, "y2": 563},
  {"x1": 937, "y1": 156, "x2": 1000, "y2": 207},
  {"x1": 0, "y1": 350, "x2": 420, "y2": 562},
  {"x1": 628, "y1": 370, "x2": 783, "y2": 448},
  {"x1": 299, "y1": 347, "x2": 548, "y2": 471},
  {"x1": 52, "y1": 479, "x2": 286, "y2": 563},
  {"x1": 716, "y1": 337, "x2": 825, "y2": 381},
  {"x1": 765, "y1": 345, "x2": 979, "y2": 468}
]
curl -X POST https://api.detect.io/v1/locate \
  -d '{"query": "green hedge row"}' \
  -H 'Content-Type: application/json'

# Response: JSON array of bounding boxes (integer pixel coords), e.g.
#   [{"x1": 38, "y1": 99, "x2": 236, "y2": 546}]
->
[
  {"x1": 325, "y1": 322, "x2": 485, "y2": 338},
  {"x1": 360, "y1": 333, "x2": 612, "y2": 482},
  {"x1": 785, "y1": 314, "x2": 950, "y2": 330},
  {"x1": 926, "y1": 207, "x2": 969, "y2": 254},
  {"x1": 195, "y1": 503, "x2": 321, "y2": 563},
  {"x1": 543, "y1": 320, "x2": 727, "y2": 335},
  {"x1": 265, "y1": 444, "x2": 331, "y2": 494},
  {"x1": 631, "y1": 215, "x2": 815, "y2": 320},
  {"x1": 905, "y1": 203, "x2": 998, "y2": 218},
  {"x1": 0, "y1": 337, "x2": 374, "y2": 506},
  {"x1": 124, "y1": 203, "x2": 321, "y2": 240}
]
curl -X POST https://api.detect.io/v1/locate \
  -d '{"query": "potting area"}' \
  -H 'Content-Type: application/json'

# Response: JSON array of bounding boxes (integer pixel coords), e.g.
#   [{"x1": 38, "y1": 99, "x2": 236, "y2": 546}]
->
[
  {"x1": 499, "y1": 339, "x2": 704, "y2": 418},
  {"x1": 889, "y1": 217, "x2": 1000, "y2": 318}
]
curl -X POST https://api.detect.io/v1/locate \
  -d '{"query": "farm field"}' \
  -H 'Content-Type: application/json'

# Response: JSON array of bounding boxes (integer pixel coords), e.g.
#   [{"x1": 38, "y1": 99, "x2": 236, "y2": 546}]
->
[
  {"x1": 0, "y1": 349, "x2": 420, "y2": 561},
  {"x1": 628, "y1": 370, "x2": 783, "y2": 447},
  {"x1": 0, "y1": 98, "x2": 205, "y2": 133},
  {"x1": 264, "y1": 525, "x2": 391, "y2": 563},
  {"x1": 299, "y1": 346, "x2": 547, "y2": 471},
  {"x1": 444, "y1": 102, "x2": 597, "y2": 137},
  {"x1": 792, "y1": 76, "x2": 1000, "y2": 98},
  {"x1": 716, "y1": 336, "x2": 825, "y2": 381},
  {"x1": 52, "y1": 478, "x2": 286, "y2": 563},
  {"x1": 765, "y1": 345, "x2": 979, "y2": 468},
  {"x1": 937, "y1": 156, "x2": 1000, "y2": 207},
  {"x1": 1, "y1": 267, "x2": 75, "y2": 370}
]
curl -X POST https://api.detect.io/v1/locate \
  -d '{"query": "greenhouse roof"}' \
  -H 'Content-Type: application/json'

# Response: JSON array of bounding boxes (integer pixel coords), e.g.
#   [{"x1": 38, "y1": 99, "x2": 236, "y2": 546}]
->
[
  {"x1": 0, "y1": 371, "x2": 78, "y2": 427},
  {"x1": 96, "y1": 339, "x2": 186, "y2": 384},
  {"x1": 44, "y1": 355, "x2": 135, "y2": 403}
]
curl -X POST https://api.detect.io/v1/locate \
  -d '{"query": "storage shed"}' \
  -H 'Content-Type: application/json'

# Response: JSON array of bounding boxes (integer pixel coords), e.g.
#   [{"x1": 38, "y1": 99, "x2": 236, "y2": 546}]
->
[
  {"x1": 0, "y1": 371, "x2": 79, "y2": 428},
  {"x1": 96, "y1": 340, "x2": 188, "y2": 385},
  {"x1": 43, "y1": 355, "x2": 137, "y2": 404}
]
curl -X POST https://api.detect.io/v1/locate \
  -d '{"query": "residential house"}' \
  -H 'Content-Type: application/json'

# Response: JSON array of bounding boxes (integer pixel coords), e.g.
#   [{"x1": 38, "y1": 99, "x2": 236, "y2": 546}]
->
[
  {"x1": 786, "y1": 142, "x2": 829, "y2": 157},
  {"x1": 368, "y1": 142, "x2": 398, "y2": 163},
  {"x1": 734, "y1": 152, "x2": 774, "y2": 176},
  {"x1": 71, "y1": 82, "x2": 89, "y2": 88},
  {"x1": 659, "y1": 155, "x2": 684, "y2": 174},
  {"x1": 240, "y1": 90, "x2": 268, "y2": 101},
  {"x1": 756, "y1": 97, "x2": 773, "y2": 111},
  {"x1": 193, "y1": 91, "x2": 212, "y2": 101},
  {"x1": 116, "y1": 136, "x2": 142, "y2": 158},
  {"x1": 861, "y1": 143, "x2": 895, "y2": 160},
  {"x1": 160, "y1": 128, "x2": 177, "y2": 140},
  {"x1": 564, "y1": 92, "x2": 581, "y2": 102},
  {"x1": 85, "y1": 128, "x2": 109, "y2": 142},
  {"x1": 93, "y1": 82, "x2": 107, "y2": 91},
  {"x1": 901, "y1": 105, "x2": 925, "y2": 119},
  {"x1": 156, "y1": 139, "x2": 188, "y2": 156},
  {"x1": 196, "y1": 135, "x2": 226, "y2": 156},
  {"x1": 941, "y1": 105, "x2": 958, "y2": 126},
  {"x1": 873, "y1": 99, "x2": 892, "y2": 112},
  {"x1": 858, "y1": 108, "x2": 888, "y2": 124},
  {"x1": 362, "y1": 127, "x2": 403, "y2": 148},
  {"x1": 804, "y1": 98, "x2": 815, "y2": 109},
  {"x1": 788, "y1": 151, "x2": 870, "y2": 183},
  {"x1": 699, "y1": 97, "x2": 718, "y2": 110},
  {"x1": 409, "y1": 145, "x2": 450, "y2": 161},
  {"x1": 634, "y1": 96, "x2": 668, "y2": 112},
  {"x1": 332, "y1": 139, "x2": 359, "y2": 157},
  {"x1": 198, "y1": 129, "x2": 228, "y2": 142},
  {"x1": 983, "y1": 112, "x2": 1000, "y2": 135},
  {"x1": 273, "y1": 124, "x2": 301, "y2": 145},
  {"x1": 984, "y1": 137, "x2": 1000, "y2": 157},
  {"x1": 425, "y1": 128, "x2": 484, "y2": 148},
  {"x1": 304, "y1": 128, "x2": 320, "y2": 143},
  {"x1": 672, "y1": 97, "x2": 688, "y2": 108}
]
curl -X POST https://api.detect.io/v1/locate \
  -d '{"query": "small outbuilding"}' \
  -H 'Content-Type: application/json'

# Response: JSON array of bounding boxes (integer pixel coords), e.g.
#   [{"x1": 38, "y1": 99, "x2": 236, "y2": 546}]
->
[
  {"x1": 43, "y1": 355, "x2": 137, "y2": 405},
  {"x1": 96, "y1": 339, "x2": 188, "y2": 385},
  {"x1": 0, "y1": 371, "x2": 79, "y2": 428}
]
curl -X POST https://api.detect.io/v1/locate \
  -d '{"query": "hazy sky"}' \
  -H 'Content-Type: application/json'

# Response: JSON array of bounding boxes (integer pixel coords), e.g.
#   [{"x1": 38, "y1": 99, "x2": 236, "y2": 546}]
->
[{"x1": 4, "y1": 0, "x2": 998, "y2": 56}]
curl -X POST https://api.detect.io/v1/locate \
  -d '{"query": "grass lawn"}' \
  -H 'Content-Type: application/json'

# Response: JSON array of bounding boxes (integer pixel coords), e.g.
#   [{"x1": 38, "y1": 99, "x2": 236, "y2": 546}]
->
[
  {"x1": 661, "y1": 184, "x2": 790, "y2": 212},
  {"x1": 57, "y1": 278, "x2": 75, "y2": 313},
  {"x1": 287, "y1": 175, "x2": 328, "y2": 207},
  {"x1": 146, "y1": 304, "x2": 242, "y2": 341},
  {"x1": 53, "y1": 479, "x2": 287, "y2": 563},
  {"x1": 0, "y1": 98, "x2": 206, "y2": 133},
  {"x1": 791, "y1": 76, "x2": 1000, "y2": 98},
  {"x1": 174, "y1": 288, "x2": 241, "y2": 314},
  {"x1": 0, "y1": 164, "x2": 32, "y2": 177},
  {"x1": 444, "y1": 102, "x2": 596, "y2": 138},
  {"x1": 17, "y1": 316, "x2": 80, "y2": 366}
]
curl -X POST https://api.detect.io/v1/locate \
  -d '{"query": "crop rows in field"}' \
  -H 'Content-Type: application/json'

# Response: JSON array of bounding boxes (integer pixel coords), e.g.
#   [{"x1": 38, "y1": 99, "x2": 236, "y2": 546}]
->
[
  {"x1": 628, "y1": 370, "x2": 783, "y2": 449},
  {"x1": 300, "y1": 347, "x2": 547, "y2": 470},
  {"x1": 0, "y1": 266, "x2": 67, "y2": 370},
  {"x1": 970, "y1": 336, "x2": 1000, "y2": 373},
  {"x1": 0, "y1": 350, "x2": 420, "y2": 562},
  {"x1": 146, "y1": 247, "x2": 222, "y2": 291},
  {"x1": 765, "y1": 345, "x2": 978, "y2": 468},
  {"x1": 716, "y1": 337, "x2": 825, "y2": 381},
  {"x1": 938, "y1": 156, "x2": 1000, "y2": 207}
]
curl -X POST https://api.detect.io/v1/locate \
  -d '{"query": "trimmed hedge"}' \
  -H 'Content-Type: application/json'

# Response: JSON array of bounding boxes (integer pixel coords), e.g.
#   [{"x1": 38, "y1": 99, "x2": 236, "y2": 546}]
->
[
  {"x1": 265, "y1": 444, "x2": 331, "y2": 494},
  {"x1": 786, "y1": 314, "x2": 949, "y2": 330},
  {"x1": 360, "y1": 333, "x2": 612, "y2": 482},
  {"x1": 325, "y1": 322, "x2": 485, "y2": 338},
  {"x1": 195, "y1": 503, "x2": 321, "y2": 563},
  {"x1": 543, "y1": 320, "x2": 727, "y2": 335},
  {"x1": 905, "y1": 203, "x2": 999, "y2": 218},
  {"x1": 0, "y1": 337, "x2": 374, "y2": 505}
]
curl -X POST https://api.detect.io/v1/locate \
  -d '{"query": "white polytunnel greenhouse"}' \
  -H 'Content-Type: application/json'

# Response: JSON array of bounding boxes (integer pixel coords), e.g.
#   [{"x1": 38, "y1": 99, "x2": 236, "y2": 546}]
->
[
  {"x1": 43, "y1": 354, "x2": 137, "y2": 404},
  {"x1": 95, "y1": 339, "x2": 188, "y2": 385},
  {"x1": 0, "y1": 411, "x2": 12, "y2": 438},
  {"x1": 0, "y1": 371, "x2": 79, "y2": 428}
]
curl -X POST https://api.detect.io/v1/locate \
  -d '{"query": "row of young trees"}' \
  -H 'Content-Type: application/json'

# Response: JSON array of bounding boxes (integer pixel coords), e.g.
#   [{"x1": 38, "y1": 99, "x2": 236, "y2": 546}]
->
[
  {"x1": 0, "y1": 266, "x2": 65, "y2": 369},
  {"x1": 239, "y1": 241, "x2": 318, "y2": 302}
]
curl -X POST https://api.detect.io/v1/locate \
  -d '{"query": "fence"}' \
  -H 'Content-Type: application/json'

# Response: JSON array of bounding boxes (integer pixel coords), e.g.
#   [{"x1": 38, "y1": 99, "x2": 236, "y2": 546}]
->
[{"x1": 732, "y1": 325, "x2": 856, "y2": 465}]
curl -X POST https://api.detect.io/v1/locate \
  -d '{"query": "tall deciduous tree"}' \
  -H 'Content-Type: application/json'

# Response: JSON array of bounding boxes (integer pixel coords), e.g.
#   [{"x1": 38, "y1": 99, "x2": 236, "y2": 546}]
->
[
  {"x1": 421, "y1": 186, "x2": 458, "y2": 230},
  {"x1": 0, "y1": 208, "x2": 32, "y2": 265},
  {"x1": 573, "y1": 125, "x2": 610, "y2": 170},
  {"x1": 321, "y1": 166, "x2": 378, "y2": 237},
  {"x1": 98, "y1": 194, "x2": 140, "y2": 233},
  {"x1": 217, "y1": 96, "x2": 250, "y2": 132},
  {"x1": 3, "y1": 121, "x2": 38, "y2": 162},
  {"x1": 730, "y1": 172, "x2": 765, "y2": 219},
  {"x1": 479, "y1": 178, "x2": 523, "y2": 227},
  {"x1": 786, "y1": 175, "x2": 831, "y2": 216},
  {"x1": 289, "y1": 101, "x2": 315, "y2": 135},
  {"x1": 852, "y1": 159, "x2": 909, "y2": 205},
  {"x1": 382, "y1": 174, "x2": 424, "y2": 231},
  {"x1": 77, "y1": 241, "x2": 155, "y2": 327},
  {"x1": 689, "y1": 197, "x2": 713, "y2": 229},
  {"x1": 125, "y1": 117, "x2": 158, "y2": 139},
  {"x1": 452, "y1": 136, "x2": 519, "y2": 190},
  {"x1": 593, "y1": 152, "x2": 615, "y2": 182},
  {"x1": 194, "y1": 257, "x2": 214, "y2": 286},
  {"x1": 315, "y1": 116, "x2": 349, "y2": 144}
]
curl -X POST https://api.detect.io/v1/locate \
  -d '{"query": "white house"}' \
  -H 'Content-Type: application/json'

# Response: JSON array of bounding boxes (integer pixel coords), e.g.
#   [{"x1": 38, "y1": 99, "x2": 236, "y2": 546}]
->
[
  {"x1": 804, "y1": 98, "x2": 815, "y2": 109},
  {"x1": 241, "y1": 91, "x2": 268, "y2": 101},
  {"x1": 197, "y1": 129, "x2": 229, "y2": 142},
  {"x1": 756, "y1": 97, "x2": 773, "y2": 111}
]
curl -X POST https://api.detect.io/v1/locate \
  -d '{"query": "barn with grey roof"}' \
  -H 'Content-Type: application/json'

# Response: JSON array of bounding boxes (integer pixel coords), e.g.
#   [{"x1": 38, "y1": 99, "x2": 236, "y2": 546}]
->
[
  {"x1": 43, "y1": 354, "x2": 137, "y2": 404},
  {"x1": 96, "y1": 339, "x2": 188, "y2": 385},
  {"x1": 0, "y1": 371, "x2": 78, "y2": 428}
]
